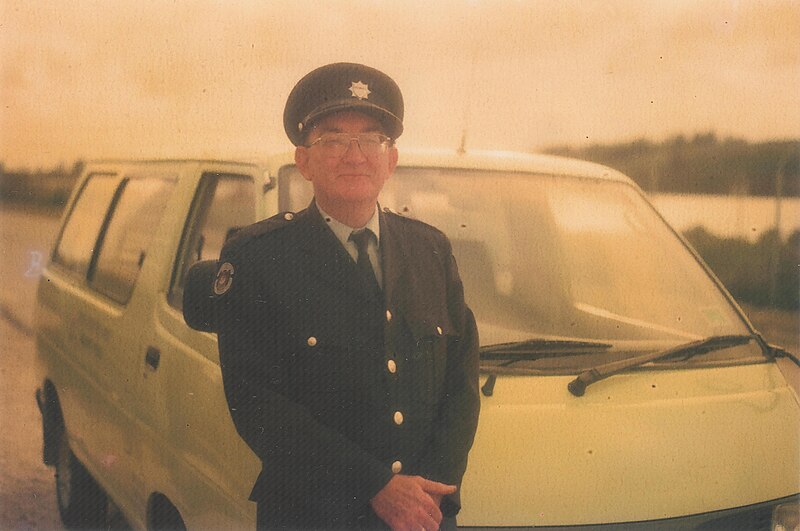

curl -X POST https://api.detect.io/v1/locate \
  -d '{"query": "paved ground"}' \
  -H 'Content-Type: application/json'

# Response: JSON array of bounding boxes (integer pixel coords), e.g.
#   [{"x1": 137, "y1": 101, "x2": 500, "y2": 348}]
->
[
  {"x1": 0, "y1": 312, "x2": 62, "y2": 530},
  {"x1": 0, "y1": 207, "x2": 62, "y2": 529},
  {"x1": 0, "y1": 207, "x2": 61, "y2": 334}
]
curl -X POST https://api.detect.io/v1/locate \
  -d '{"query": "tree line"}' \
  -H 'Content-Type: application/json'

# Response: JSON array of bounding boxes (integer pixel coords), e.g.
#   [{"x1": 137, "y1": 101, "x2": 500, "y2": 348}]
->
[
  {"x1": 0, "y1": 134, "x2": 798, "y2": 210},
  {"x1": 545, "y1": 133, "x2": 799, "y2": 197},
  {"x1": 0, "y1": 161, "x2": 84, "y2": 209}
]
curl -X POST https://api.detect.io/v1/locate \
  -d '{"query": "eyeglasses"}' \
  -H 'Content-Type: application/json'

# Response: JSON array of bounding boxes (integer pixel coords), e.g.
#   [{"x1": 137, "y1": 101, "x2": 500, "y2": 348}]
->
[{"x1": 306, "y1": 133, "x2": 393, "y2": 158}]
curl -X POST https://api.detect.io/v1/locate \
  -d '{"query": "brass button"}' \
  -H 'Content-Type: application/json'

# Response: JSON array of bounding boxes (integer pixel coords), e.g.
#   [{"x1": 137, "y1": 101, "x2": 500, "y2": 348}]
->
[
  {"x1": 284, "y1": 212, "x2": 294, "y2": 221},
  {"x1": 436, "y1": 326, "x2": 443, "y2": 335},
  {"x1": 387, "y1": 359, "x2": 397, "y2": 374},
  {"x1": 386, "y1": 309, "x2": 393, "y2": 321},
  {"x1": 393, "y1": 411, "x2": 404, "y2": 425},
  {"x1": 307, "y1": 336, "x2": 317, "y2": 347},
  {"x1": 391, "y1": 460, "x2": 402, "y2": 474}
]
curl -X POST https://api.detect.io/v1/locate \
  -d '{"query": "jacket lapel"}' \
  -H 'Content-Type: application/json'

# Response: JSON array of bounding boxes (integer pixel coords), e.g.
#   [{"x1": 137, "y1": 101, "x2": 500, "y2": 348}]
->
[
  {"x1": 295, "y1": 202, "x2": 380, "y2": 303},
  {"x1": 379, "y1": 208, "x2": 409, "y2": 315},
  {"x1": 380, "y1": 209, "x2": 453, "y2": 340}
]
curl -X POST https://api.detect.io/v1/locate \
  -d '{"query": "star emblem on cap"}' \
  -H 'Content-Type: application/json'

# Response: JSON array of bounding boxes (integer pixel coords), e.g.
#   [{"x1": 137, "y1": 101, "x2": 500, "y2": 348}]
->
[{"x1": 349, "y1": 81, "x2": 371, "y2": 100}]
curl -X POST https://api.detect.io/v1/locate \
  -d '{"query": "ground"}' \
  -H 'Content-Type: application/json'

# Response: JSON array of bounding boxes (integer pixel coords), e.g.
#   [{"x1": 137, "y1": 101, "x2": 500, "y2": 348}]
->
[
  {"x1": 0, "y1": 316, "x2": 61, "y2": 530},
  {"x1": 0, "y1": 207, "x2": 62, "y2": 530}
]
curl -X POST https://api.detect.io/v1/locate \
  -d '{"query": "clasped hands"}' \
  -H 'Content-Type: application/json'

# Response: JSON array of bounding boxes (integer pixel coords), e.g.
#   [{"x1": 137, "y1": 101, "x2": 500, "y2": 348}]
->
[{"x1": 370, "y1": 474, "x2": 456, "y2": 531}]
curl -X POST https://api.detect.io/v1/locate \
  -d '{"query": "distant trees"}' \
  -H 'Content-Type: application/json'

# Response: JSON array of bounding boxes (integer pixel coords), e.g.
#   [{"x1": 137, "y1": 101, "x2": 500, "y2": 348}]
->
[
  {"x1": 0, "y1": 161, "x2": 83, "y2": 209},
  {"x1": 684, "y1": 227, "x2": 799, "y2": 310},
  {"x1": 1, "y1": 135, "x2": 798, "y2": 209},
  {"x1": 545, "y1": 134, "x2": 799, "y2": 197}
]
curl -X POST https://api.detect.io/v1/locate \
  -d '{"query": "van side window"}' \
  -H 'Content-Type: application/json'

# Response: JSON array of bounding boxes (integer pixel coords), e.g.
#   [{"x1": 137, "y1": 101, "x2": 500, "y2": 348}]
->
[
  {"x1": 89, "y1": 175, "x2": 176, "y2": 304},
  {"x1": 169, "y1": 173, "x2": 255, "y2": 310},
  {"x1": 278, "y1": 164, "x2": 313, "y2": 211},
  {"x1": 53, "y1": 173, "x2": 118, "y2": 278}
]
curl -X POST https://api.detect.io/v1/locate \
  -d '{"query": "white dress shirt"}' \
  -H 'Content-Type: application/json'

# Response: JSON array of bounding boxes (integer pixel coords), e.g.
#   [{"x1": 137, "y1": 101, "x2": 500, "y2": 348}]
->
[{"x1": 317, "y1": 204, "x2": 383, "y2": 288}]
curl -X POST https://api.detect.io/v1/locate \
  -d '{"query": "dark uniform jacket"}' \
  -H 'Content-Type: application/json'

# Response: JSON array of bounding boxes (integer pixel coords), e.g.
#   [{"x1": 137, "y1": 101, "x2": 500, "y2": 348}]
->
[{"x1": 215, "y1": 201, "x2": 480, "y2": 529}]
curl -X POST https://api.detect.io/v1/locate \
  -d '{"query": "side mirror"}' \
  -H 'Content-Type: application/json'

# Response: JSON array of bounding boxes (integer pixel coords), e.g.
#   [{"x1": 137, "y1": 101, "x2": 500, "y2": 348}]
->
[{"x1": 182, "y1": 260, "x2": 218, "y2": 332}]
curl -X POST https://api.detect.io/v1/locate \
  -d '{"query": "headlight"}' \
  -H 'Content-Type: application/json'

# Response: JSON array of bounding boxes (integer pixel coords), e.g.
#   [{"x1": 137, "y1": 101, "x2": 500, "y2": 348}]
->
[{"x1": 773, "y1": 501, "x2": 800, "y2": 531}]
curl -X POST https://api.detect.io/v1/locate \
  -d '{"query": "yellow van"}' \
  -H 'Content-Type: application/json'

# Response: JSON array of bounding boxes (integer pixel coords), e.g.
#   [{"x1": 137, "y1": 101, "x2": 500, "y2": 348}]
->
[{"x1": 35, "y1": 151, "x2": 799, "y2": 529}]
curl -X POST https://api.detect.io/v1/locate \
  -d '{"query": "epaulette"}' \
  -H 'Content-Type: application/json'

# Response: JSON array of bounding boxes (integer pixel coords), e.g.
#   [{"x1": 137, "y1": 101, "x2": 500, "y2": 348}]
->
[
  {"x1": 382, "y1": 206, "x2": 446, "y2": 236},
  {"x1": 226, "y1": 210, "x2": 304, "y2": 247}
]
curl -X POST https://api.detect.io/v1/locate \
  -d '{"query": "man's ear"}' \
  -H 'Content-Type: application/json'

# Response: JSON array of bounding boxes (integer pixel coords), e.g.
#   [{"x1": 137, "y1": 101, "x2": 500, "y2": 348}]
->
[
  {"x1": 387, "y1": 145, "x2": 399, "y2": 176},
  {"x1": 294, "y1": 147, "x2": 313, "y2": 182}
]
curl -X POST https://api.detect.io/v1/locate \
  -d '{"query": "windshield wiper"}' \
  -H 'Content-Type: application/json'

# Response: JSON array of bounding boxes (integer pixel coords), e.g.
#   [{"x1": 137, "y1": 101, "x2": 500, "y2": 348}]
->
[
  {"x1": 768, "y1": 344, "x2": 800, "y2": 366},
  {"x1": 481, "y1": 338, "x2": 613, "y2": 359},
  {"x1": 481, "y1": 338, "x2": 612, "y2": 396},
  {"x1": 567, "y1": 334, "x2": 756, "y2": 397}
]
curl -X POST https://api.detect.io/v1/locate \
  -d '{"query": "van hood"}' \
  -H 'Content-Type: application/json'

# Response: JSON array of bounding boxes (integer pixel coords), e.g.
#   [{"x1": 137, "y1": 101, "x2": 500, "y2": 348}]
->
[{"x1": 458, "y1": 362, "x2": 800, "y2": 527}]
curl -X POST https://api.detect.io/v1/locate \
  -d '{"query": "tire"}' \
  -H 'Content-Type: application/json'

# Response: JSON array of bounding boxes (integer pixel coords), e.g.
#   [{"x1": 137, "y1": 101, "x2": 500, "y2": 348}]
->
[{"x1": 55, "y1": 434, "x2": 108, "y2": 529}]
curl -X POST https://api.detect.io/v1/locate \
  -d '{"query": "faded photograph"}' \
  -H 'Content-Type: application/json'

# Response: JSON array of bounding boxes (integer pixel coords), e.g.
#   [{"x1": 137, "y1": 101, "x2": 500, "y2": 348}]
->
[{"x1": 1, "y1": 1, "x2": 798, "y2": 530}]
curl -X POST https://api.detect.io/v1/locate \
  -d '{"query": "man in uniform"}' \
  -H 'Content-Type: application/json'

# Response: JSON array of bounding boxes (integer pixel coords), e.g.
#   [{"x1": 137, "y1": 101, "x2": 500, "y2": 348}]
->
[{"x1": 214, "y1": 62, "x2": 480, "y2": 530}]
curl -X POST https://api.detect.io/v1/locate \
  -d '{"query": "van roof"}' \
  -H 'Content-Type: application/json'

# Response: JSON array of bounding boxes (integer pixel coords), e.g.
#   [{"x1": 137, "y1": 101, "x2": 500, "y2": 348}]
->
[
  {"x1": 83, "y1": 149, "x2": 633, "y2": 186},
  {"x1": 261, "y1": 148, "x2": 634, "y2": 185},
  {"x1": 83, "y1": 159, "x2": 264, "y2": 170}
]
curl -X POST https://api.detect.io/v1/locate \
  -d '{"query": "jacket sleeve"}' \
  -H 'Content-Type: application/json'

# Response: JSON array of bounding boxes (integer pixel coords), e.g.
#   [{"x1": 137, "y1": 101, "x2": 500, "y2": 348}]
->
[
  {"x1": 215, "y1": 241, "x2": 393, "y2": 527},
  {"x1": 417, "y1": 237, "x2": 481, "y2": 516}
]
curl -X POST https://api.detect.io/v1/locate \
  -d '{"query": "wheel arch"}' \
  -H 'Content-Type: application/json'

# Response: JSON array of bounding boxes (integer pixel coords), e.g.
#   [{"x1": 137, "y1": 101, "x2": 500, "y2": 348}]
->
[{"x1": 147, "y1": 492, "x2": 186, "y2": 531}]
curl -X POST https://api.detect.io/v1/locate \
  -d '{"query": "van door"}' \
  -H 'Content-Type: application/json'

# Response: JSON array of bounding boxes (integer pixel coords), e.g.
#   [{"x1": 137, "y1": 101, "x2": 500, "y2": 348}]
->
[
  {"x1": 83, "y1": 171, "x2": 178, "y2": 514},
  {"x1": 44, "y1": 171, "x2": 122, "y2": 474},
  {"x1": 146, "y1": 171, "x2": 262, "y2": 528},
  {"x1": 46, "y1": 169, "x2": 177, "y2": 514}
]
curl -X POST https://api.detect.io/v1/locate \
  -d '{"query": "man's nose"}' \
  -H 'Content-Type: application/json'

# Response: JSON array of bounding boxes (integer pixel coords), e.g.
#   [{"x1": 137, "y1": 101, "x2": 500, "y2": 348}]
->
[{"x1": 341, "y1": 138, "x2": 368, "y2": 162}]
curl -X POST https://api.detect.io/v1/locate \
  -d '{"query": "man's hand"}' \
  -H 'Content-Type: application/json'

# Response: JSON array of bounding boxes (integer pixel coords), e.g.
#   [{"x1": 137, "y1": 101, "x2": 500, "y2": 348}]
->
[{"x1": 370, "y1": 475, "x2": 456, "y2": 531}]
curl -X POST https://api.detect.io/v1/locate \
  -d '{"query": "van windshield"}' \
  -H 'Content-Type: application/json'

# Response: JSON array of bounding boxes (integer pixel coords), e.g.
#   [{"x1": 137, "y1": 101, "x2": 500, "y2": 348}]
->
[{"x1": 279, "y1": 165, "x2": 762, "y2": 367}]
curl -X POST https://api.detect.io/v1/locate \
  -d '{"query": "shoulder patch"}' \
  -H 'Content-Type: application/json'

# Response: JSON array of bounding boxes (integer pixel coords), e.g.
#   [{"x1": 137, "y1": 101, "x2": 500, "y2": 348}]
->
[{"x1": 213, "y1": 262, "x2": 235, "y2": 295}]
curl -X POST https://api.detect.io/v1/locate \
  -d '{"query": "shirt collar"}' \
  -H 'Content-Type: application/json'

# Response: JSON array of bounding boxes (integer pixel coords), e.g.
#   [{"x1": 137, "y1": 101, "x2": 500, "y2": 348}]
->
[{"x1": 317, "y1": 203, "x2": 381, "y2": 247}]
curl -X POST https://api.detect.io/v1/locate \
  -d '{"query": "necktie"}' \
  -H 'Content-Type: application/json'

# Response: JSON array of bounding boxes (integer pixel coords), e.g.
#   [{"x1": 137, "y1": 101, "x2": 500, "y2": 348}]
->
[{"x1": 349, "y1": 229, "x2": 381, "y2": 297}]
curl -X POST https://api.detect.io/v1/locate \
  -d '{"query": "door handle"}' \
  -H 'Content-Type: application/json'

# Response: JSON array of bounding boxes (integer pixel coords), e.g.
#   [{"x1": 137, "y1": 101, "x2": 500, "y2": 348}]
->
[{"x1": 145, "y1": 346, "x2": 161, "y2": 370}]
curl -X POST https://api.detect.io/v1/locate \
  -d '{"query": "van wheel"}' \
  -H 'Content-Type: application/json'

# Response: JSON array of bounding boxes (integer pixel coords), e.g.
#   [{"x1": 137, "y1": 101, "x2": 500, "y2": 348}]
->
[{"x1": 55, "y1": 435, "x2": 108, "y2": 529}]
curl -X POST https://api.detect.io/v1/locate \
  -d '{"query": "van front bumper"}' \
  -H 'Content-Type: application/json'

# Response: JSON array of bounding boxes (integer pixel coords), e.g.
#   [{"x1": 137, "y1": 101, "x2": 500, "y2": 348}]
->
[{"x1": 463, "y1": 494, "x2": 799, "y2": 530}]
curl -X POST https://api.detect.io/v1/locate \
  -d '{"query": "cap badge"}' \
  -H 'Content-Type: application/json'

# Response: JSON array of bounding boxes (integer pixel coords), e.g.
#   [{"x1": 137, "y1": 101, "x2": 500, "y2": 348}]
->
[
  {"x1": 349, "y1": 81, "x2": 371, "y2": 100},
  {"x1": 213, "y1": 262, "x2": 235, "y2": 295}
]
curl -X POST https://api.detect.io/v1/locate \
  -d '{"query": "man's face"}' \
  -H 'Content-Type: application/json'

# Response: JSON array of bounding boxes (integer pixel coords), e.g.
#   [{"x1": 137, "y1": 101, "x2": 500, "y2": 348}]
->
[{"x1": 295, "y1": 111, "x2": 398, "y2": 211}]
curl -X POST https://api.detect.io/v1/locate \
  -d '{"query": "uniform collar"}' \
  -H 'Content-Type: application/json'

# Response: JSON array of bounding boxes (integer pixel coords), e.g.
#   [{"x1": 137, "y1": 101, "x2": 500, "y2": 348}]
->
[{"x1": 317, "y1": 203, "x2": 381, "y2": 248}]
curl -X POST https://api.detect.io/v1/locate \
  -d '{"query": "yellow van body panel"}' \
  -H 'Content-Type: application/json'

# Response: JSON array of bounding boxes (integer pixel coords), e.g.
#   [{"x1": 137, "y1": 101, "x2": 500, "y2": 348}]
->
[{"x1": 459, "y1": 364, "x2": 800, "y2": 526}]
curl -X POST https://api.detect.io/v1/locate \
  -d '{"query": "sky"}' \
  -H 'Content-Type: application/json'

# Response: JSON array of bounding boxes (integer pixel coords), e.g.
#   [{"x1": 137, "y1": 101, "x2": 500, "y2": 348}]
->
[{"x1": 1, "y1": 0, "x2": 799, "y2": 168}]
